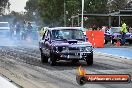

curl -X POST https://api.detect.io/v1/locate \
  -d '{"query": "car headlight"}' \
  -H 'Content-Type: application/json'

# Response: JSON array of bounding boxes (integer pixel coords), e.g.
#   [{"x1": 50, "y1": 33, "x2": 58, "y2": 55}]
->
[
  {"x1": 62, "y1": 47, "x2": 69, "y2": 51},
  {"x1": 53, "y1": 46, "x2": 58, "y2": 51},
  {"x1": 85, "y1": 46, "x2": 92, "y2": 52},
  {"x1": 54, "y1": 46, "x2": 68, "y2": 52},
  {"x1": 114, "y1": 35, "x2": 117, "y2": 38}
]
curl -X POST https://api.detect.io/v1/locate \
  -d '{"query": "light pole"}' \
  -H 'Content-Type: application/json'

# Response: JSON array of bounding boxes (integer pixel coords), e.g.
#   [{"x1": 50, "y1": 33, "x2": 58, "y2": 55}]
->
[
  {"x1": 81, "y1": 0, "x2": 84, "y2": 30},
  {"x1": 64, "y1": 0, "x2": 66, "y2": 27},
  {"x1": 108, "y1": 0, "x2": 112, "y2": 28}
]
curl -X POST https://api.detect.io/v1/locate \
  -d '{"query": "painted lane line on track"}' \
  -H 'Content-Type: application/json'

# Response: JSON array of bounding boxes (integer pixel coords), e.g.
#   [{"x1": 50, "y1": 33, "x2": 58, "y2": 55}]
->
[
  {"x1": 94, "y1": 51, "x2": 132, "y2": 59},
  {"x1": 0, "y1": 75, "x2": 19, "y2": 88}
]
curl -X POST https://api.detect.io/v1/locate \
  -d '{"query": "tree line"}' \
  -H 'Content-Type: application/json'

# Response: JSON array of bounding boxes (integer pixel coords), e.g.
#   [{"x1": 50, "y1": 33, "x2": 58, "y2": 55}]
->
[{"x1": 1, "y1": 0, "x2": 131, "y2": 27}]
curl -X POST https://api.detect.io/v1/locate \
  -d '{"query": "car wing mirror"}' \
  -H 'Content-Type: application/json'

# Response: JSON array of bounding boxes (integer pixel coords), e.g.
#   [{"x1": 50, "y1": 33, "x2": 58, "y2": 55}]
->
[
  {"x1": 45, "y1": 38, "x2": 49, "y2": 41},
  {"x1": 85, "y1": 36, "x2": 88, "y2": 41}
]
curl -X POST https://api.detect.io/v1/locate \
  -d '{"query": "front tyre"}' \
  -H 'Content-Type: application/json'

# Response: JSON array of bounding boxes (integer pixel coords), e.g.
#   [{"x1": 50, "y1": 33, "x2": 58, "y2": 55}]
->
[
  {"x1": 111, "y1": 39, "x2": 114, "y2": 44},
  {"x1": 49, "y1": 53, "x2": 57, "y2": 66},
  {"x1": 86, "y1": 53, "x2": 93, "y2": 66},
  {"x1": 128, "y1": 40, "x2": 132, "y2": 44},
  {"x1": 105, "y1": 39, "x2": 108, "y2": 44},
  {"x1": 41, "y1": 52, "x2": 48, "y2": 63}
]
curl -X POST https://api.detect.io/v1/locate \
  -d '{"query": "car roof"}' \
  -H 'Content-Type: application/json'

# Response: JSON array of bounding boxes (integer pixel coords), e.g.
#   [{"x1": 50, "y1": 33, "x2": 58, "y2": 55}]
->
[
  {"x1": 111, "y1": 27, "x2": 121, "y2": 28},
  {"x1": 49, "y1": 27, "x2": 82, "y2": 31}
]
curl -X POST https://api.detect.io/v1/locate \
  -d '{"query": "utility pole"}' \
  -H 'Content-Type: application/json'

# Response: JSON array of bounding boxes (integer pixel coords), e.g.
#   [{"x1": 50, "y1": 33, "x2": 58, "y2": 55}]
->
[
  {"x1": 64, "y1": 0, "x2": 66, "y2": 27},
  {"x1": 81, "y1": 0, "x2": 84, "y2": 30}
]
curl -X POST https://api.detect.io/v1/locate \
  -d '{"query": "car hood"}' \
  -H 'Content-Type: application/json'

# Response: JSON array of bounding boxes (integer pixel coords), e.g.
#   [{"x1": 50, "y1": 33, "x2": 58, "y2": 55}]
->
[
  {"x1": 113, "y1": 32, "x2": 132, "y2": 35},
  {"x1": 126, "y1": 32, "x2": 132, "y2": 37},
  {"x1": 126, "y1": 32, "x2": 132, "y2": 35},
  {"x1": 51, "y1": 40, "x2": 92, "y2": 47}
]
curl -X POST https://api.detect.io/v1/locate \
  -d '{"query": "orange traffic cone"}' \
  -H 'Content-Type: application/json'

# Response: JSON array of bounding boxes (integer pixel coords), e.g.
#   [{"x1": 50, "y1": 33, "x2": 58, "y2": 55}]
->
[{"x1": 116, "y1": 41, "x2": 120, "y2": 46}]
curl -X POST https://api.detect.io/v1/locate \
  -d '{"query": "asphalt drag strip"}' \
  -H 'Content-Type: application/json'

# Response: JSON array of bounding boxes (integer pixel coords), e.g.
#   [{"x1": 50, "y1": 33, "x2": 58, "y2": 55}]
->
[{"x1": 0, "y1": 46, "x2": 132, "y2": 88}]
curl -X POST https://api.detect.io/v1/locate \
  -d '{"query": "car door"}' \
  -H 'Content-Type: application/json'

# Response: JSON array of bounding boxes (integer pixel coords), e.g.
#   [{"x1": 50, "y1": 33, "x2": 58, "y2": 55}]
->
[
  {"x1": 39, "y1": 30, "x2": 48, "y2": 54},
  {"x1": 44, "y1": 30, "x2": 51, "y2": 57}
]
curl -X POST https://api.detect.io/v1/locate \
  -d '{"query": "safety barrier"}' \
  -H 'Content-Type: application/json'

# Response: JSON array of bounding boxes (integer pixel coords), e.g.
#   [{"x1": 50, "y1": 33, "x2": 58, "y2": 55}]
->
[{"x1": 86, "y1": 30, "x2": 104, "y2": 48}]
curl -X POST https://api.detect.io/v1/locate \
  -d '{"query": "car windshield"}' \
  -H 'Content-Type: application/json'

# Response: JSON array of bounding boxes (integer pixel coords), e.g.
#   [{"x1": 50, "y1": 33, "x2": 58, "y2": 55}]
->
[
  {"x1": 0, "y1": 23, "x2": 9, "y2": 27},
  {"x1": 109, "y1": 27, "x2": 121, "y2": 34},
  {"x1": 52, "y1": 29, "x2": 85, "y2": 40}
]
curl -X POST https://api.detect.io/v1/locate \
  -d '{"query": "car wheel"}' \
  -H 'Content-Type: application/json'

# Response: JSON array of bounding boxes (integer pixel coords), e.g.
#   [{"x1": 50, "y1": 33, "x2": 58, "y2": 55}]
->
[
  {"x1": 41, "y1": 52, "x2": 48, "y2": 63},
  {"x1": 111, "y1": 39, "x2": 114, "y2": 44},
  {"x1": 128, "y1": 41, "x2": 132, "y2": 44},
  {"x1": 86, "y1": 54, "x2": 93, "y2": 66},
  {"x1": 105, "y1": 39, "x2": 108, "y2": 44},
  {"x1": 49, "y1": 53, "x2": 57, "y2": 66}
]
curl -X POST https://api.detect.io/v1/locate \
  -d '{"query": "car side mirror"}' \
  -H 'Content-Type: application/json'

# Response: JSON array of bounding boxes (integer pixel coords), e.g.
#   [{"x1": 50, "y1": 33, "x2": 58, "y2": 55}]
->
[
  {"x1": 45, "y1": 38, "x2": 49, "y2": 41},
  {"x1": 85, "y1": 36, "x2": 88, "y2": 41}
]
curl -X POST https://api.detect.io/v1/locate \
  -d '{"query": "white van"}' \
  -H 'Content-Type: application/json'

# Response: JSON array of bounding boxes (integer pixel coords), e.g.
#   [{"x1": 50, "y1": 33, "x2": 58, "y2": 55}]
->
[{"x1": 0, "y1": 22, "x2": 10, "y2": 37}]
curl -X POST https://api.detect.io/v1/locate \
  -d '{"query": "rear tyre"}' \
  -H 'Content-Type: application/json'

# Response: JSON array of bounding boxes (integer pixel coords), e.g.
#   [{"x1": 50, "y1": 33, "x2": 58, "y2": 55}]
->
[
  {"x1": 111, "y1": 39, "x2": 114, "y2": 44},
  {"x1": 49, "y1": 53, "x2": 57, "y2": 66},
  {"x1": 41, "y1": 52, "x2": 48, "y2": 63},
  {"x1": 105, "y1": 39, "x2": 108, "y2": 44},
  {"x1": 128, "y1": 41, "x2": 132, "y2": 44},
  {"x1": 86, "y1": 54, "x2": 93, "y2": 66}
]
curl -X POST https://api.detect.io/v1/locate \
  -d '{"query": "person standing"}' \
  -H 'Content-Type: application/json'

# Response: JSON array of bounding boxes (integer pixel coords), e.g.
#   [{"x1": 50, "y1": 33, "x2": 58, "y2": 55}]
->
[
  {"x1": 92, "y1": 25, "x2": 97, "y2": 30},
  {"x1": 9, "y1": 23, "x2": 14, "y2": 39},
  {"x1": 121, "y1": 22, "x2": 127, "y2": 45},
  {"x1": 21, "y1": 22, "x2": 26, "y2": 40},
  {"x1": 27, "y1": 22, "x2": 33, "y2": 40},
  {"x1": 16, "y1": 22, "x2": 21, "y2": 40}
]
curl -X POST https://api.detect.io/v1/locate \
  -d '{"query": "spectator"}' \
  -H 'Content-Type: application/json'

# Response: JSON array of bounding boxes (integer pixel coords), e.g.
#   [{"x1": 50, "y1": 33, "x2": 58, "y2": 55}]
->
[
  {"x1": 92, "y1": 25, "x2": 97, "y2": 30},
  {"x1": 27, "y1": 22, "x2": 33, "y2": 39},
  {"x1": 121, "y1": 22, "x2": 127, "y2": 45},
  {"x1": 16, "y1": 22, "x2": 21, "y2": 40},
  {"x1": 129, "y1": 27, "x2": 132, "y2": 33},
  {"x1": 10, "y1": 24, "x2": 14, "y2": 39},
  {"x1": 21, "y1": 21, "x2": 27, "y2": 40}
]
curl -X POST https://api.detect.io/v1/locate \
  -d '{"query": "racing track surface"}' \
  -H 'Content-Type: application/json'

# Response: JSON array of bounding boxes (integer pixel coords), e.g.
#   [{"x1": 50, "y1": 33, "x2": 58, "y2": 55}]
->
[{"x1": 0, "y1": 40, "x2": 132, "y2": 88}]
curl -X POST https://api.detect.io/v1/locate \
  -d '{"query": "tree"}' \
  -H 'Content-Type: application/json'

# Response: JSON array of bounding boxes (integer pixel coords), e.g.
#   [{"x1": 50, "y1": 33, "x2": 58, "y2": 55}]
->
[
  {"x1": 38, "y1": 0, "x2": 64, "y2": 26},
  {"x1": 25, "y1": 0, "x2": 111, "y2": 27},
  {"x1": 25, "y1": 0, "x2": 38, "y2": 12},
  {"x1": 84, "y1": 0, "x2": 108, "y2": 13},
  {"x1": 25, "y1": 0, "x2": 39, "y2": 20},
  {"x1": 0, "y1": 0, "x2": 10, "y2": 14},
  {"x1": 9, "y1": 11, "x2": 25, "y2": 24},
  {"x1": 108, "y1": 0, "x2": 128, "y2": 12},
  {"x1": 81, "y1": 0, "x2": 108, "y2": 27},
  {"x1": 25, "y1": 0, "x2": 109, "y2": 27},
  {"x1": 126, "y1": 1, "x2": 132, "y2": 9}
]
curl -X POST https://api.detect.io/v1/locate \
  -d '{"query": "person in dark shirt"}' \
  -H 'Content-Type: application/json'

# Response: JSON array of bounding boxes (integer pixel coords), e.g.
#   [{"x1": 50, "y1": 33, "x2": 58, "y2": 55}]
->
[
  {"x1": 10, "y1": 24, "x2": 14, "y2": 39},
  {"x1": 16, "y1": 22, "x2": 21, "y2": 40},
  {"x1": 92, "y1": 25, "x2": 97, "y2": 30},
  {"x1": 27, "y1": 22, "x2": 33, "y2": 39}
]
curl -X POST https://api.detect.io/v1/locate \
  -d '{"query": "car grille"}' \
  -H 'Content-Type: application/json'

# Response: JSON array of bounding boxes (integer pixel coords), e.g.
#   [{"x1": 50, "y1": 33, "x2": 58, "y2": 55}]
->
[
  {"x1": 68, "y1": 47, "x2": 86, "y2": 52},
  {"x1": 117, "y1": 35, "x2": 122, "y2": 38},
  {"x1": 69, "y1": 47, "x2": 80, "y2": 51}
]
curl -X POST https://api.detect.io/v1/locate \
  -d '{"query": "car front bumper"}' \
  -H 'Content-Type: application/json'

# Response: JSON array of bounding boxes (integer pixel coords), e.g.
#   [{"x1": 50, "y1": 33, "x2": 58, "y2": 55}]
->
[{"x1": 54, "y1": 51, "x2": 93, "y2": 60}]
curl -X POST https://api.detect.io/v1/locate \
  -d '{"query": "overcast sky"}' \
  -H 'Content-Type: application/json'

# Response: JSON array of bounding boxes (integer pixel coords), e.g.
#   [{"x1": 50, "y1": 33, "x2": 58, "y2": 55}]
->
[{"x1": 9, "y1": 0, "x2": 28, "y2": 12}]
